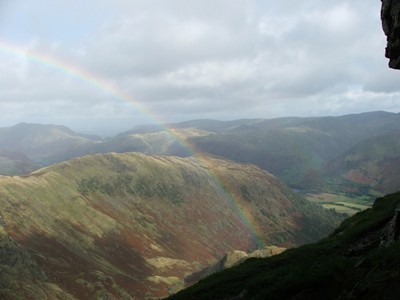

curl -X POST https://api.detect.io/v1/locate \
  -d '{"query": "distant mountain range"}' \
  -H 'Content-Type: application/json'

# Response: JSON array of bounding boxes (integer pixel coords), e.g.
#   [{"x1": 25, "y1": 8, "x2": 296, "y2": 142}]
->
[
  {"x1": 182, "y1": 111, "x2": 400, "y2": 197},
  {"x1": 1, "y1": 111, "x2": 399, "y2": 198},
  {"x1": 0, "y1": 152, "x2": 339, "y2": 299},
  {"x1": 1, "y1": 111, "x2": 399, "y2": 299}
]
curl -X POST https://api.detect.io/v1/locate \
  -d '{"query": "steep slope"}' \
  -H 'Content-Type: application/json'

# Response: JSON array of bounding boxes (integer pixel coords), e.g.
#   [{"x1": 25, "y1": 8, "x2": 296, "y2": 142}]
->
[
  {"x1": 186, "y1": 111, "x2": 400, "y2": 191},
  {"x1": 0, "y1": 153, "x2": 339, "y2": 299},
  {"x1": 325, "y1": 133, "x2": 400, "y2": 196},
  {"x1": 169, "y1": 192, "x2": 400, "y2": 300},
  {"x1": 189, "y1": 126, "x2": 332, "y2": 189}
]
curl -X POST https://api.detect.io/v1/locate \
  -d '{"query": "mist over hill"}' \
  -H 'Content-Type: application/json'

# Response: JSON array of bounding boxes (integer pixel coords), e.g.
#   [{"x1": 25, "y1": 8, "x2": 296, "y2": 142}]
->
[
  {"x1": 1, "y1": 111, "x2": 399, "y2": 200},
  {"x1": 0, "y1": 123, "x2": 96, "y2": 166},
  {"x1": 0, "y1": 149, "x2": 39, "y2": 175},
  {"x1": 183, "y1": 111, "x2": 400, "y2": 195}
]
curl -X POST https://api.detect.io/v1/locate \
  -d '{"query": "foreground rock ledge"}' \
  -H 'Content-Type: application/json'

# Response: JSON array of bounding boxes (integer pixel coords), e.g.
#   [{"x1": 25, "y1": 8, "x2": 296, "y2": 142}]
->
[{"x1": 382, "y1": 0, "x2": 400, "y2": 69}]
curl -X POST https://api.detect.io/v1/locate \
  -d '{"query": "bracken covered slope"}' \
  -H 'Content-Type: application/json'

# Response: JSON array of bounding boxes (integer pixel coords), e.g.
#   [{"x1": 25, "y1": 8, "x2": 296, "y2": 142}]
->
[
  {"x1": 0, "y1": 152, "x2": 339, "y2": 299},
  {"x1": 169, "y1": 192, "x2": 400, "y2": 300},
  {"x1": 324, "y1": 133, "x2": 400, "y2": 195}
]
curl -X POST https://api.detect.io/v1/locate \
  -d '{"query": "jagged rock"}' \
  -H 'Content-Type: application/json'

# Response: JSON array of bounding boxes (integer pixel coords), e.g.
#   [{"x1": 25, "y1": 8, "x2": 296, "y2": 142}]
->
[
  {"x1": 250, "y1": 245, "x2": 286, "y2": 258},
  {"x1": 381, "y1": 0, "x2": 400, "y2": 68},
  {"x1": 347, "y1": 203, "x2": 400, "y2": 255},
  {"x1": 380, "y1": 203, "x2": 400, "y2": 246},
  {"x1": 221, "y1": 246, "x2": 286, "y2": 269},
  {"x1": 221, "y1": 250, "x2": 248, "y2": 269},
  {"x1": 184, "y1": 246, "x2": 286, "y2": 287},
  {"x1": 346, "y1": 229, "x2": 381, "y2": 256}
]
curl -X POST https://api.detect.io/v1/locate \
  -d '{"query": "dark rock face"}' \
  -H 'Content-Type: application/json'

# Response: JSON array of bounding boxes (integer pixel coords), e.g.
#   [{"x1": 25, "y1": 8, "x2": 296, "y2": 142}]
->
[
  {"x1": 381, "y1": 0, "x2": 400, "y2": 69},
  {"x1": 380, "y1": 204, "x2": 400, "y2": 246},
  {"x1": 346, "y1": 203, "x2": 400, "y2": 256}
]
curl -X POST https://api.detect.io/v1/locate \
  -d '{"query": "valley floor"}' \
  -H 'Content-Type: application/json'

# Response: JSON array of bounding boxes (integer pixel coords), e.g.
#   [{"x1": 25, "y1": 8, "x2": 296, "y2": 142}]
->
[{"x1": 305, "y1": 192, "x2": 373, "y2": 216}]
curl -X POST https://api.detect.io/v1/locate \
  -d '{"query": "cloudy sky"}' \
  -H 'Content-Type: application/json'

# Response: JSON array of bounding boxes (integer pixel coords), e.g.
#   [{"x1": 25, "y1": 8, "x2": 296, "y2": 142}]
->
[{"x1": 0, "y1": 0, "x2": 397, "y2": 133}]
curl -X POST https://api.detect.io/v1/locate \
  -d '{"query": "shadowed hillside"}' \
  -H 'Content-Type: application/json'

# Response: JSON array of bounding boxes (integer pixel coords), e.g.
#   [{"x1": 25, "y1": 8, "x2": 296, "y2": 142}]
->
[
  {"x1": 1, "y1": 112, "x2": 399, "y2": 200},
  {"x1": 0, "y1": 153, "x2": 339, "y2": 299},
  {"x1": 324, "y1": 133, "x2": 400, "y2": 196},
  {"x1": 184, "y1": 111, "x2": 400, "y2": 194},
  {"x1": 169, "y1": 192, "x2": 400, "y2": 300}
]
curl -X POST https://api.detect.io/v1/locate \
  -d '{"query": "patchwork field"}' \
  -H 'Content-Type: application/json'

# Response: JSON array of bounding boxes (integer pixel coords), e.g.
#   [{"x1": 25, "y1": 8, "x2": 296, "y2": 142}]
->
[{"x1": 306, "y1": 193, "x2": 372, "y2": 216}]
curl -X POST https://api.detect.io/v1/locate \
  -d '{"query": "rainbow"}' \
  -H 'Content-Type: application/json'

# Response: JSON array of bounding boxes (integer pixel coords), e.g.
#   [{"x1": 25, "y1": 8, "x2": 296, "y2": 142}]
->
[
  {"x1": 0, "y1": 40, "x2": 154, "y2": 119},
  {"x1": 0, "y1": 40, "x2": 265, "y2": 248}
]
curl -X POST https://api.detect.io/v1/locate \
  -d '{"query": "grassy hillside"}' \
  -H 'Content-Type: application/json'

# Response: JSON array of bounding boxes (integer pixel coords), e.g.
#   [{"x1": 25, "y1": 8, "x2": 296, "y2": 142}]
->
[
  {"x1": 186, "y1": 112, "x2": 400, "y2": 193},
  {"x1": 0, "y1": 153, "x2": 340, "y2": 299},
  {"x1": 0, "y1": 149, "x2": 39, "y2": 175},
  {"x1": 169, "y1": 192, "x2": 400, "y2": 300},
  {"x1": 188, "y1": 126, "x2": 332, "y2": 189},
  {"x1": 324, "y1": 133, "x2": 400, "y2": 196}
]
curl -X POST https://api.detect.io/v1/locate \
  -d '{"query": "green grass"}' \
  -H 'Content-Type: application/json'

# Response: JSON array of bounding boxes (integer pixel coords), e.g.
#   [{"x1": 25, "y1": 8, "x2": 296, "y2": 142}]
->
[{"x1": 306, "y1": 192, "x2": 373, "y2": 215}]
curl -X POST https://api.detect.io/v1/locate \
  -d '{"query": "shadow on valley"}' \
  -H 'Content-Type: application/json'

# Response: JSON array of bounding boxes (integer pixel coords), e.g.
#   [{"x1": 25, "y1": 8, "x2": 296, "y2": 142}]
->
[{"x1": 168, "y1": 192, "x2": 400, "y2": 300}]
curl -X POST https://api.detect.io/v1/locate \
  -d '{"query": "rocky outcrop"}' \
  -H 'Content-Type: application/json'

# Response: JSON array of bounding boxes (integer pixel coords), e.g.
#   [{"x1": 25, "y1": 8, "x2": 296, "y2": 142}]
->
[
  {"x1": 380, "y1": 203, "x2": 400, "y2": 246},
  {"x1": 184, "y1": 246, "x2": 286, "y2": 287},
  {"x1": 381, "y1": 0, "x2": 400, "y2": 68},
  {"x1": 346, "y1": 203, "x2": 400, "y2": 255},
  {"x1": 221, "y1": 246, "x2": 286, "y2": 269}
]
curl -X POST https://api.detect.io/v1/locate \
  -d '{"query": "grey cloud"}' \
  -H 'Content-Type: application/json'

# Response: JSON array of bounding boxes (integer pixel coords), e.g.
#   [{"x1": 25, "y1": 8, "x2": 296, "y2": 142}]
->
[
  {"x1": 0, "y1": 0, "x2": 396, "y2": 129},
  {"x1": 84, "y1": 12, "x2": 262, "y2": 78}
]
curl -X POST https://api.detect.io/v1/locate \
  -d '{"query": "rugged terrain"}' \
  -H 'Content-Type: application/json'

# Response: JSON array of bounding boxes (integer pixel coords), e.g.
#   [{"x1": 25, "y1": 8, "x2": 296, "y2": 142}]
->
[
  {"x1": 0, "y1": 152, "x2": 338, "y2": 299},
  {"x1": 2, "y1": 112, "x2": 400, "y2": 200},
  {"x1": 183, "y1": 111, "x2": 400, "y2": 196},
  {"x1": 169, "y1": 192, "x2": 400, "y2": 300}
]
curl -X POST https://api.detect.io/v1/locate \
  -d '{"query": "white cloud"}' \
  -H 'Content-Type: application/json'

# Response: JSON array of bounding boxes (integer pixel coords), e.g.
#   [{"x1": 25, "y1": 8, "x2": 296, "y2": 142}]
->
[{"x1": 0, "y1": 0, "x2": 395, "y2": 130}]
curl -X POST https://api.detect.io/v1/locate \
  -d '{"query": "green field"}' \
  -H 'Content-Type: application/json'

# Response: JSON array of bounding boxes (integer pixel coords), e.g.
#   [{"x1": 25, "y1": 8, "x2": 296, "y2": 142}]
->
[{"x1": 306, "y1": 193, "x2": 372, "y2": 216}]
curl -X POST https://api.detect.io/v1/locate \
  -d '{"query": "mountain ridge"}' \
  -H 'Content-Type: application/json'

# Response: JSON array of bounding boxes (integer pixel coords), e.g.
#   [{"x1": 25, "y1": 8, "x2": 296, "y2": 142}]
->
[
  {"x1": 0, "y1": 152, "x2": 339, "y2": 299},
  {"x1": 1, "y1": 111, "x2": 399, "y2": 199}
]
